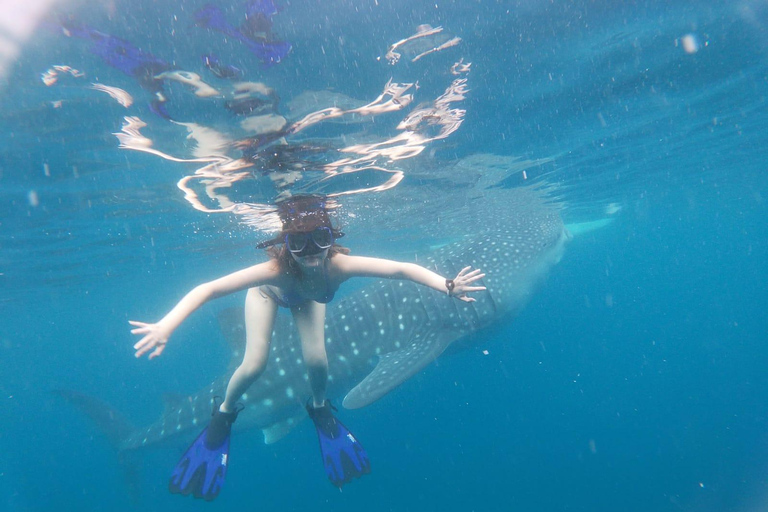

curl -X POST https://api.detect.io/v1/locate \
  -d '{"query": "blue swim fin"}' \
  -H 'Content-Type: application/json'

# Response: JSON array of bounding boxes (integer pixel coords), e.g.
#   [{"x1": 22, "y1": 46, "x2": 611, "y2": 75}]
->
[
  {"x1": 306, "y1": 401, "x2": 371, "y2": 487},
  {"x1": 169, "y1": 401, "x2": 241, "y2": 501}
]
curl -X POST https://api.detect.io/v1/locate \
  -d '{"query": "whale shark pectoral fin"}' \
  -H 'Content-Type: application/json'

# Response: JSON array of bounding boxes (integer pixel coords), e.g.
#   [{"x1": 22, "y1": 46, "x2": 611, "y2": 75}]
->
[
  {"x1": 261, "y1": 408, "x2": 307, "y2": 444},
  {"x1": 342, "y1": 329, "x2": 455, "y2": 409}
]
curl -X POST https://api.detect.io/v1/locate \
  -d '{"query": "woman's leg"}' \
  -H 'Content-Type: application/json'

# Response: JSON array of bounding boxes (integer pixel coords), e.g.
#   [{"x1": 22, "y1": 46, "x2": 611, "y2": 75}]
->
[
  {"x1": 292, "y1": 301, "x2": 328, "y2": 408},
  {"x1": 220, "y1": 287, "x2": 278, "y2": 413}
]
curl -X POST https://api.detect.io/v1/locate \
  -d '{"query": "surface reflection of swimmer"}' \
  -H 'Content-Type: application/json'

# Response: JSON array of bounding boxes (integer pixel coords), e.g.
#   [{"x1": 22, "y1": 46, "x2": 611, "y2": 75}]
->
[
  {"x1": 129, "y1": 196, "x2": 485, "y2": 500},
  {"x1": 55, "y1": 17, "x2": 174, "y2": 118},
  {"x1": 194, "y1": 1, "x2": 291, "y2": 67}
]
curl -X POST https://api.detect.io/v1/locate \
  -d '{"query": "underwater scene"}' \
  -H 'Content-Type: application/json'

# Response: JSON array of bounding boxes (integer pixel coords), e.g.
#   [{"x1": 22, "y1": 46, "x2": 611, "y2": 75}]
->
[{"x1": 1, "y1": 0, "x2": 767, "y2": 510}]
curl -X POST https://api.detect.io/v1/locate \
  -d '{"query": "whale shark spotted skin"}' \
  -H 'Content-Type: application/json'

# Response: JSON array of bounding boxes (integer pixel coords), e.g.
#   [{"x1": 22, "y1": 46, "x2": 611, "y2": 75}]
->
[{"x1": 62, "y1": 185, "x2": 571, "y2": 451}]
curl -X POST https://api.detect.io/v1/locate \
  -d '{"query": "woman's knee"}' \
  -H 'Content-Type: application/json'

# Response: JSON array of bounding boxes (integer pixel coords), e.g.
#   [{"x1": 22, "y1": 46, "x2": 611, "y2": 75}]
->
[
  {"x1": 303, "y1": 349, "x2": 328, "y2": 370},
  {"x1": 238, "y1": 357, "x2": 268, "y2": 380}
]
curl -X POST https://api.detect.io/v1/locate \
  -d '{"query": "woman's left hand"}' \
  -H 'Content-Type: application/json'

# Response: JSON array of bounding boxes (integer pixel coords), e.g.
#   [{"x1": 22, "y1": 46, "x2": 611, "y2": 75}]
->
[{"x1": 450, "y1": 266, "x2": 486, "y2": 302}]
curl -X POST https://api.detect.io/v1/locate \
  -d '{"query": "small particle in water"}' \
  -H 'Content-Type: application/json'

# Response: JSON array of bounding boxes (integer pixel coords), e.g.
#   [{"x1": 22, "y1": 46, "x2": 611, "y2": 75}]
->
[
  {"x1": 28, "y1": 190, "x2": 39, "y2": 207},
  {"x1": 482, "y1": 349, "x2": 489, "y2": 355},
  {"x1": 680, "y1": 33, "x2": 701, "y2": 54}
]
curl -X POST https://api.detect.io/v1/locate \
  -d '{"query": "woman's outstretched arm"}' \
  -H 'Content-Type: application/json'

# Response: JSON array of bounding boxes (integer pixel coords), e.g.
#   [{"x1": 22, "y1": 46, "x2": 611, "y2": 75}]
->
[
  {"x1": 333, "y1": 255, "x2": 486, "y2": 302},
  {"x1": 130, "y1": 261, "x2": 279, "y2": 359}
]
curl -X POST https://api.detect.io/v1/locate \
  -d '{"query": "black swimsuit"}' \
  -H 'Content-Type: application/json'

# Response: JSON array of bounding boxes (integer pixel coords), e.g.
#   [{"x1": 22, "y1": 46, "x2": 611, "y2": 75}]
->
[{"x1": 260, "y1": 260, "x2": 337, "y2": 308}]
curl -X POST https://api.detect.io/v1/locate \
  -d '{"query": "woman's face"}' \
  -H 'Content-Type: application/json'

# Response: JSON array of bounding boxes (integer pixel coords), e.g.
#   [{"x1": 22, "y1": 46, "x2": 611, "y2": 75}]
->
[
  {"x1": 290, "y1": 247, "x2": 329, "y2": 269},
  {"x1": 285, "y1": 227, "x2": 333, "y2": 269}
]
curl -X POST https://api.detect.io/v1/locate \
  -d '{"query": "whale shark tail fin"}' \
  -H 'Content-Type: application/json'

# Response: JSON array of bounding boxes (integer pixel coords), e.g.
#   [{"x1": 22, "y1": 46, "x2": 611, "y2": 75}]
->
[
  {"x1": 53, "y1": 389, "x2": 141, "y2": 501},
  {"x1": 342, "y1": 329, "x2": 455, "y2": 409},
  {"x1": 54, "y1": 389, "x2": 135, "y2": 448}
]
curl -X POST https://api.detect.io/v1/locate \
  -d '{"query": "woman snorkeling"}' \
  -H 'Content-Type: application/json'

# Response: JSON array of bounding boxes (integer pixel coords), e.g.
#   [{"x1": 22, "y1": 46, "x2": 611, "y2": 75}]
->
[{"x1": 129, "y1": 196, "x2": 485, "y2": 500}]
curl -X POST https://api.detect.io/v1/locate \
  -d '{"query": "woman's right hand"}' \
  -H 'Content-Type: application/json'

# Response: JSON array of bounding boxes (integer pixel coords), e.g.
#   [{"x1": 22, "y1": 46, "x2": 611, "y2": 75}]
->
[{"x1": 129, "y1": 320, "x2": 171, "y2": 359}]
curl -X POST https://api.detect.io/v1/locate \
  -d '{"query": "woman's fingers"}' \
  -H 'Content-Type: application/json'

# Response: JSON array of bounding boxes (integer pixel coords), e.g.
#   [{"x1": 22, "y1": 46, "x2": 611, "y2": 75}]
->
[
  {"x1": 149, "y1": 345, "x2": 165, "y2": 360},
  {"x1": 455, "y1": 268, "x2": 484, "y2": 282},
  {"x1": 134, "y1": 341, "x2": 153, "y2": 358},
  {"x1": 133, "y1": 334, "x2": 150, "y2": 350},
  {"x1": 130, "y1": 320, "x2": 165, "y2": 360},
  {"x1": 134, "y1": 334, "x2": 160, "y2": 356},
  {"x1": 464, "y1": 273, "x2": 485, "y2": 283},
  {"x1": 129, "y1": 321, "x2": 151, "y2": 335}
]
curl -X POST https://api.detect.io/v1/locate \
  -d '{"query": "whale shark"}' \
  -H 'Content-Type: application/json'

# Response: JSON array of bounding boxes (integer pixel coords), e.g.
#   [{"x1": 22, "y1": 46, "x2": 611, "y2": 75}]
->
[{"x1": 60, "y1": 184, "x2": 575, "y2": 452}]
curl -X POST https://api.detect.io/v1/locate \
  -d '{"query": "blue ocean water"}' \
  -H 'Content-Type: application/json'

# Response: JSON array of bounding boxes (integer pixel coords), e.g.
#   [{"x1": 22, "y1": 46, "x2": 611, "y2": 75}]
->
[{"x1": 1, "y1": 0, "x2": 767, "y2": 511}]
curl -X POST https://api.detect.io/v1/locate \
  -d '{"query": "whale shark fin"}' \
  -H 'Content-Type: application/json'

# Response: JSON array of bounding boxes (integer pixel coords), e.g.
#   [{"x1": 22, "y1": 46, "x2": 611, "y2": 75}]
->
[
  {"x1": 53, "y1": 389, "x2": 135, "y2": 447},
  {"x1": 261, "y1": 408, "x2": 307, "y2": 444},
  {"x1": 564, "y1": 217, "x2": 614, "y2": 236},
  {"x1": 342, "y1": 329, "x2": 454, "y2": 409},
  {"x1": 53, "y1": 389, "x2": 142, "y2": 502}
]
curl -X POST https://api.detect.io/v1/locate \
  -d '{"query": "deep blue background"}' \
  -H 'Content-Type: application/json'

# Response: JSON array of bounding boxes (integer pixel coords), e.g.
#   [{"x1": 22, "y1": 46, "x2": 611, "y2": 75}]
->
[{"x1": 2, "y1": 1, "x2": 768, "y2": 511}]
